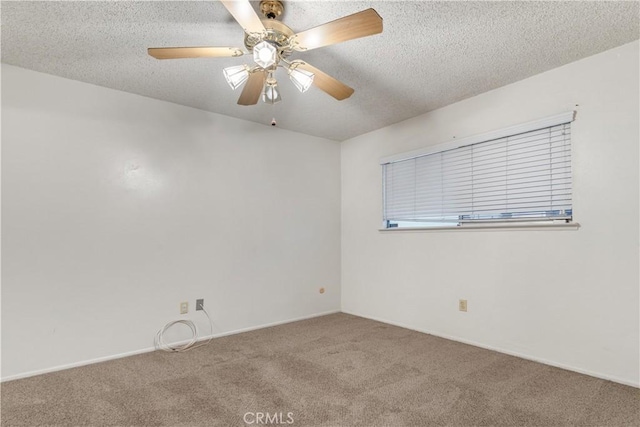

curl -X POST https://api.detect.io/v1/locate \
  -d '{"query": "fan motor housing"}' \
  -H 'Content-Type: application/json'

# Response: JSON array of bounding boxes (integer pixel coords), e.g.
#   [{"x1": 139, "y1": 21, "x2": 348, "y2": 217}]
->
[{"x1": 244, "y1": 19, "x2": 294, "y2": 58}]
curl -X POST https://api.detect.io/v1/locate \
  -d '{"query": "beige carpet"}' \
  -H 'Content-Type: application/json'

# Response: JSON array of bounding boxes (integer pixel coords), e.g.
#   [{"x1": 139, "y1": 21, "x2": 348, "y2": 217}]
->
[{"x1": 1, "y1": 313, "x2": 638, "y2": 426}]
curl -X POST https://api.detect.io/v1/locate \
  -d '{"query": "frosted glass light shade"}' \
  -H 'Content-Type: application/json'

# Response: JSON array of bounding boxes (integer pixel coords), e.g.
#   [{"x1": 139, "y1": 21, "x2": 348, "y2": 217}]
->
[
  {"x1": 253, "y1": 41, "x2": 278, "y2": 69},
  {"x1": 263, "y1": 82, "x2": 282, "y2": 104},
  {"x1": 288, "y1": 67, "x2": 315, "y2": 93},
  {"x1": 223, "y1": 65, "x2": 249, "y2": 90}
]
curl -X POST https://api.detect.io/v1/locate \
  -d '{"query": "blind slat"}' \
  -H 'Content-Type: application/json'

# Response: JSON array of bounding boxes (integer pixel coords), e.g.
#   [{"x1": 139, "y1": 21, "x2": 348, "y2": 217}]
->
[{"x1": 383, "y1": 122, "x2": 572, "y2": 224}]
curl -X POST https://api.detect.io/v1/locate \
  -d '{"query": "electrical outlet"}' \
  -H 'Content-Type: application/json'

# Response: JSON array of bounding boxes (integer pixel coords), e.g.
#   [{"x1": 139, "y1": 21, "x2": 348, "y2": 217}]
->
[
  {"x1": 180, "y1": 301, "x2": 188, "y2": 314},
  {"x1": 196, "y1": 299, "x2": 204, "y2": 311},
  {"x1": 459, "y1": 299, "x2": 468, "y2": 312}
]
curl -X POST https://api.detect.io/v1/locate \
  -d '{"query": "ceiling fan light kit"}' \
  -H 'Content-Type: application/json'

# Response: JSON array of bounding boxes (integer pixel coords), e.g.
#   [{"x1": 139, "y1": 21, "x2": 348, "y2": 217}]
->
[
  {"x1": 223, "y1": 64, "x2": 250, "y2": 90},
  {"x1": 252, "y1": 40, "x2": 278, "y2": 69},
  {"x1": 263, "y1": 78, "x2": 282, "y2": 104},
  {"x1": 287, "y1": 62, "x2": 315, "y2": 93},
  {"x1": 148, "y1": 0, "x2": 383, "y2": 107}
]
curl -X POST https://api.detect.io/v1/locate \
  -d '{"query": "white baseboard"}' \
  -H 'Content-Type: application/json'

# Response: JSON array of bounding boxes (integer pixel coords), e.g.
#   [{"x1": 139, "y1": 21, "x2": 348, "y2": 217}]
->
[
  {"x1": 1, "y1": 309, "x2": 340, "y2": 383},
  {"x1": 341, "y1": 310, "x2": 640, "y2": 389},
  {"x1": 6, "y1": 309, "x2": 636, "y2": 389},
  {"x1": 1, "y1": 347, "x2": 158, "y2": 383}
]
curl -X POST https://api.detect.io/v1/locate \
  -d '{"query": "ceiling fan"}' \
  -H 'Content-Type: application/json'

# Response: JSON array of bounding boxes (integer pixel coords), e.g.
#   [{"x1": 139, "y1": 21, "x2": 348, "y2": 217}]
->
[{"x1": 148, "y1": 0, "x2": 383, "y2": 106}]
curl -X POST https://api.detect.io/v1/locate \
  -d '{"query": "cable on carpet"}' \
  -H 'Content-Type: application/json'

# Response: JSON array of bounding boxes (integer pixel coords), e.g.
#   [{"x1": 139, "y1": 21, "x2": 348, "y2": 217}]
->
[{"x1": 154, "y1": 306, "x2": 214, "y2": 352}]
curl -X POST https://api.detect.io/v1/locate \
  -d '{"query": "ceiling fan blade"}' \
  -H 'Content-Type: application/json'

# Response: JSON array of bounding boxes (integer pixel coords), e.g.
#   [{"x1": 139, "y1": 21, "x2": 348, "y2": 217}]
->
[
  {"x1": 148, "y1": 47, "x2": 244, "y2": 59},
  {"x1": 220, "y1": 0, "x2": 265, "y2": 34},
  {"x1": 292, "y1": 8, "x2": 382, "y2": 51},
  {"x1": 237, "y1": 70, "x2": 266, "y2": 105},
  {"x1": 296, "y1": 62, "x2": 354, "y2": 101}
]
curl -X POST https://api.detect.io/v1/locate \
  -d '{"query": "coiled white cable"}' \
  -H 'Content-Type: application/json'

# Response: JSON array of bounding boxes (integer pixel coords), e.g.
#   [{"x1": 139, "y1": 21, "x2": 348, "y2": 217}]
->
[{"x1": 154, "y1": 306, "x2": 214, "y2": 352}]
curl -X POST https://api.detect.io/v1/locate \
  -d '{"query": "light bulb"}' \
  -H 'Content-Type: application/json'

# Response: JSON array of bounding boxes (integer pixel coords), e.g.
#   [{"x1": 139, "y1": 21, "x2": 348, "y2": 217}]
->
[
  {"x1": 288, "y1": 65, "x2": 315, "y2": 93},
  {"x1": 263, "y1": 79, "x2": 282, "y2": 104},
  {"x1": 259, "y1": 50, "x2": 272, "y2": 63},
  {"x1": 253, "y1": 41, "x2": 278, "y2": 69},
  {"x1": 223, "y1": 65, "x2": 249, "y2": 90}
]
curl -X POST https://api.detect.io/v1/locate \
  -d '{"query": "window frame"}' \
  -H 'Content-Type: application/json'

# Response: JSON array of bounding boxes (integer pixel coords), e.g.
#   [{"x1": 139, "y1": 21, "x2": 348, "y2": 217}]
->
[{"x1": 379, "y1": 111, "x2": 578, "y2": 231}]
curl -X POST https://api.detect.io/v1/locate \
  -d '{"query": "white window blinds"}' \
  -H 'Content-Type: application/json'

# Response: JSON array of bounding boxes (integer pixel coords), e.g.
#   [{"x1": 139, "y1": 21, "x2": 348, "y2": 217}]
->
[{"x1": 382, "y1": 115, "x2": 573, "y2": 227}]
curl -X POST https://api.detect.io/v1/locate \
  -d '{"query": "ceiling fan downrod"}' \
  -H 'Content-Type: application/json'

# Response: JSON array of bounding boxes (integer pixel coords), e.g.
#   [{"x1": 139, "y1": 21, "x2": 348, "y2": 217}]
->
[{"x1": 260, "y1": 0, "x2": 284, "y2": 20}]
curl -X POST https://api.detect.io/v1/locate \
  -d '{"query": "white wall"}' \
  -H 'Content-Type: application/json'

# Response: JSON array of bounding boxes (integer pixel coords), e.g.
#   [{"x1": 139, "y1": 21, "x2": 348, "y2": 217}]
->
[
  {"x1": 3, "y1": 41, "x2": 639, "y2": 386},
  {"x1": 1, "y1": 65, "x2": 341, "y2": 380},
  {"x1": 341, "y1": 41, "x2": 639, "y2": 386}
]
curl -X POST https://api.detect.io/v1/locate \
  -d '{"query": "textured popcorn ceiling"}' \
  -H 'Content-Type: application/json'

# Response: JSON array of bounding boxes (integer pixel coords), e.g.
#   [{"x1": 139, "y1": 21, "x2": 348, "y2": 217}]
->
[{"x1": 2, "y1": 1, "x2": 638, "y2": 141}]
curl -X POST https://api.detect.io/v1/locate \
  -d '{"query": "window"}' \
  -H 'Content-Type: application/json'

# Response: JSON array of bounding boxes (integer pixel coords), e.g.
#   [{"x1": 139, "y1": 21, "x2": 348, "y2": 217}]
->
[{"x1": 381, "y1": 112, "x2": 574, "y2": 229}]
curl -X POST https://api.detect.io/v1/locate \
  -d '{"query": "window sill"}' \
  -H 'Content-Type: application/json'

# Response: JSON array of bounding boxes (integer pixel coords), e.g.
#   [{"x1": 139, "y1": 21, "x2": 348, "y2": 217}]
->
[{"x1": 379, "y1": 222, "x2": 581, "y2": 232}]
